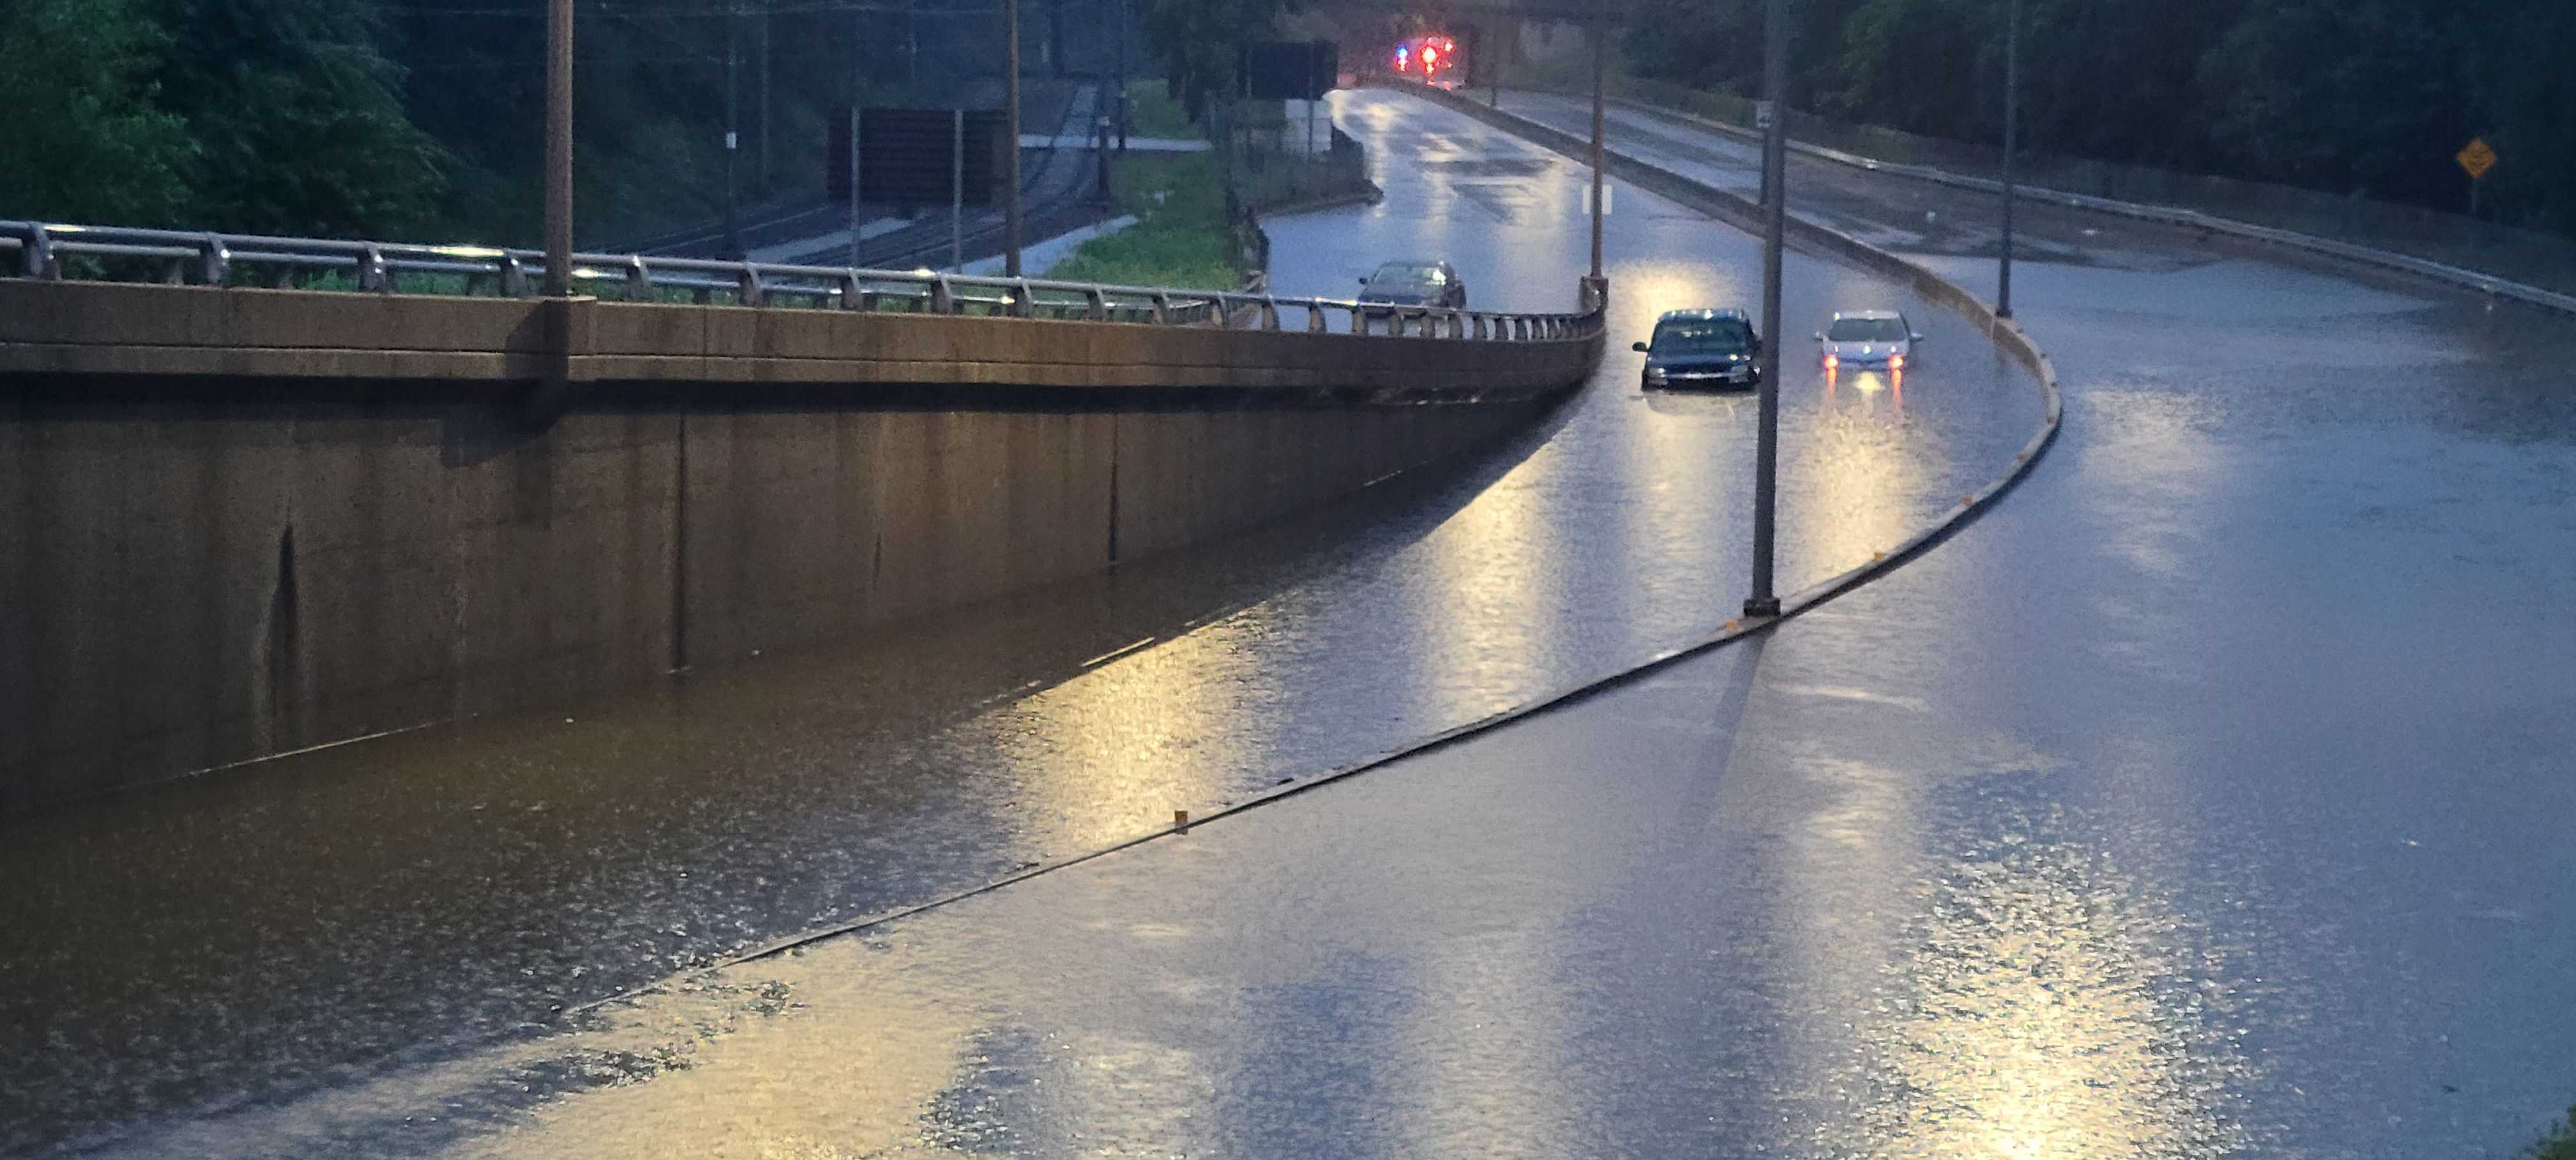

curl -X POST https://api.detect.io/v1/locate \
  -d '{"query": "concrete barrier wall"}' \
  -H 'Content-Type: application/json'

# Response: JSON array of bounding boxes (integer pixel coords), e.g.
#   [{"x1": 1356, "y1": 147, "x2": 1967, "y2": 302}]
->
[{"x1": 1, "y1": 281, "x2": 1597, "y2": 811}]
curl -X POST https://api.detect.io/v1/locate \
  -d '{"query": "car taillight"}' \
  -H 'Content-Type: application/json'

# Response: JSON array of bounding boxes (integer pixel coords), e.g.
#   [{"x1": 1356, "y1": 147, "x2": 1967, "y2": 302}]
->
[
  {"x1": 1889, "y1": 354, "x2": 1904, "y2": 369},
  {"x1": 1824, "y1": 355, "x2": 1838, "y2": 369}
]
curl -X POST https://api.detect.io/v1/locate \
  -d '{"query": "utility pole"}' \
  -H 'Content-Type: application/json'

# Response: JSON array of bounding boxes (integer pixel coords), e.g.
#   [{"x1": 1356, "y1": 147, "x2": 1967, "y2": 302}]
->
[
  {"x1": 724, "y1": 6, "x2": 742, "y2": 259},
  {"x1": 1589, "y1": 15, "x2": 1604, "y2": 280},
  {"x1": 544, "y1": 0, "x2": 573, "y2": 296},
  {"x1": 1004, "y1": 0, "x2": 1023, "y2": 277},
  {"x1": 860, "y1": 1, "x2": 880, "y2": 266},
  {"x1": 1745, "y1": 0, "x2": 1788, "y2": 619},
  {"x1": 1998, "y1": 0, "x2": 2019, "y2": 318},
  {"x1": 1114, "y1": 0, "x2": 1129, "y2": 149},
  {"x1": 758, "y1": 8, "x2": 772, "y2": 195}
]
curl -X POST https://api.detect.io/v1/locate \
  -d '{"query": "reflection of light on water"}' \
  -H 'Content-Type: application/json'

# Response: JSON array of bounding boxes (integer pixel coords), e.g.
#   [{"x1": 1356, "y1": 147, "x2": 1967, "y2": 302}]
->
[
  {"x1": 1406, "y1": 452, "x2": 1563, "y2": 722},
  {"x1": 1784, "y1": 365, "x2": 1917, "y2": 576},
  {"x1": 440, "y1": 961, "x2": 979, "y2": 1159},
  {"x1": 992, "y1": 630, "x2": 1261, "y2": 851},
  {"x1": 1850, "y1": 814, "x2": 2246, "y2": 1159}
]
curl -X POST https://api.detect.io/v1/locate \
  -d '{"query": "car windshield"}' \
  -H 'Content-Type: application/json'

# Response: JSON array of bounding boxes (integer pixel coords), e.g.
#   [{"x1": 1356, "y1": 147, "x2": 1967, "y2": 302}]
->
[
  {"x1": 1827, "y1": 316, "x2": 1908, "y2": 341},
  {"x1": 1652, "y1": 318, "x2": 1753, "y2": 355},
  {"x1": 1370, "y1": 262, "x2": 1446, "y2": 286}
]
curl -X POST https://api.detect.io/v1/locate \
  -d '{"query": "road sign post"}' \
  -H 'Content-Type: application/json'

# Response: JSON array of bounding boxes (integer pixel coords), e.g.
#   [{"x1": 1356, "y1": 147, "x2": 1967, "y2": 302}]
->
[{"x1": 2457, "y1": 137, "x2": 2496, "y2": 222}]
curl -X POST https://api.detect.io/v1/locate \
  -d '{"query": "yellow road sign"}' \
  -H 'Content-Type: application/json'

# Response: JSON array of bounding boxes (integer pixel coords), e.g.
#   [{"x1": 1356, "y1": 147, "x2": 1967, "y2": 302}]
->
[{"x1": 2457, "y1": 137, "x2": 2497, "y2": 180}]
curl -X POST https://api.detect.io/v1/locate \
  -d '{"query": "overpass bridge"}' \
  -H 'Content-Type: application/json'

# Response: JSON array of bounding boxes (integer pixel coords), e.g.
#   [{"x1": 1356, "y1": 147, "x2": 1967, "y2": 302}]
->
[{"x1": 0, "y1": 223, "x2": 1603, "y2": 810}]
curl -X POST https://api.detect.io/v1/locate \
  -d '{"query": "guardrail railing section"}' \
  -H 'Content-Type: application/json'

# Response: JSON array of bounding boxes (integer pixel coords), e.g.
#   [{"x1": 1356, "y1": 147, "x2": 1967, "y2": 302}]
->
[{"x1": 1, "y1": 220, "x2": 1600, "y2": 343}]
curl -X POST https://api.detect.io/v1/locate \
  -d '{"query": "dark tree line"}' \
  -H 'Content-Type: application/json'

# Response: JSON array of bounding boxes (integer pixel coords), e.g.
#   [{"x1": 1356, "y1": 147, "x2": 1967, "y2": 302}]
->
[
  {"x1": 1622, "y1": 0, "x2": 2576, "y2": 234},
  {"x1": 1, "y1": 0, "x2": 1133, "y2": 245}
]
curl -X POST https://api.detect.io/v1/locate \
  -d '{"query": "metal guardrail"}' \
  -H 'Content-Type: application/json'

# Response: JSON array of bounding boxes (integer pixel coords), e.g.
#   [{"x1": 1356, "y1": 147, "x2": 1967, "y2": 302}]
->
[{"x1": 0, "y1": 220, "x2": 1597, "y2": 342}]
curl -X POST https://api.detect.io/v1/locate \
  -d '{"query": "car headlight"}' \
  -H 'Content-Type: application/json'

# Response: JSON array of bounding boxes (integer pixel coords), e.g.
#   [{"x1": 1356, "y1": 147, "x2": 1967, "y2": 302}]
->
[{"x1": 1643, "y1": 366, "x2": 1667, "y2": 382}]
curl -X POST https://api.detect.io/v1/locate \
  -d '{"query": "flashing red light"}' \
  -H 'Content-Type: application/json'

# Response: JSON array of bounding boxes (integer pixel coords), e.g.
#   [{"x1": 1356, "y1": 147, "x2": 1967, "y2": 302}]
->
[
  {"x1": 1824, "y1": 354, "x2": 1839, "y2": 369},
  {"x1": 1889, "y1": 353, "x2": 1905, "y2": 369},
  {"x1": 1422, "y1": 46, "x2": 1438, "y2": 65}
]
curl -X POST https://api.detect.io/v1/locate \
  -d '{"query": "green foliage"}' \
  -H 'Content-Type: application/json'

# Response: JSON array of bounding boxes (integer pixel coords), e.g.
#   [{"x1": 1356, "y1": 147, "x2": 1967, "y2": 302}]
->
[
  {"x1": 1138, "y1": 0, "x2": 1303, "y2": 121},
  {"x1": 2529, "y1": 1106, "x2": 2576, "y2": 1160},
  {"x1": 0, "y1": 0, "x2": 195, "y2": 224},
  {"x1": 147, "y1": 0, "x2": 452, "y2": 238},
  {"x1": 1120, "y1": 79, "x2": 1201, "y2": 140},
  {"x1": 1617, "y1": 0, "x2": 2575, "y2": 234},
  {"x1": 1046, "y1": 153, "x2": 1240, "y2": 289}
]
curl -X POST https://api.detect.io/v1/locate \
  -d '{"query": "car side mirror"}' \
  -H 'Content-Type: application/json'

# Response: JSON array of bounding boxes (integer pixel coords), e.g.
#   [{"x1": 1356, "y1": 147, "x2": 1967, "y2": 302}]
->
[
  {"x1": 1358, "y1": 277, "x2": 1369, "y2": 286},
  {"x1": 1631, "y1": 341, "x2": 1649, "y2": 353},
  {"x1": 1911, "y1": 332, "x2": 1926, "y2": 342}
]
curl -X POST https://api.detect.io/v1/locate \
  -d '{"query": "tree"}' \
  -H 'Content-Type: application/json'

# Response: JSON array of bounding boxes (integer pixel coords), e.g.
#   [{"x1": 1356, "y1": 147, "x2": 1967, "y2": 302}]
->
[
  {"x1": 1140, "y1": 0, "x2": 1305, "y2": 119},
  {"x1": 2196, "y1": 0, "x2": 2474, "y2": 208},
  {"x1": 146, "y1": 0, "x2": 452, "y2": 238},
  {"x1": 0, "y1": 0, "x2": 195, "y2": 225}
]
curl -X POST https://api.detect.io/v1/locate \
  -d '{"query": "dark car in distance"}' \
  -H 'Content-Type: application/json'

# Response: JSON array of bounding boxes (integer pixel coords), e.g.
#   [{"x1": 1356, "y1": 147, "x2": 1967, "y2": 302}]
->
[
  {"x1": 1358, "y1": 259, "x2": 1468, "y2": 309},
  {"x1": 1634, "y1": 308, "x2": 1761, "y2": 390}
]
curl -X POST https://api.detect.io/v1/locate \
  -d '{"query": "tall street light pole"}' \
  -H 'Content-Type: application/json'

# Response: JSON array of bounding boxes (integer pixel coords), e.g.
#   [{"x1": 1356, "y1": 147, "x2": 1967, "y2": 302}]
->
[
  {"x1": 1588, "y1": 16, "x2": 1604, "y2": 281},
  {"x1": 1745, "y1": 0, "x2": 1788, "y2": 619},
  {"x1": 1004, "y1": 0, "x2": 1023, "y2": 277},
  {"x1": 724, "y1": 8, "x2": 742, "y2": 260},
  {"x1": 544, "y1": 0, "x2": 574, "y2": 296},
  {"x1": 1997, "y1": 0, "x2": 2019, "y2": 318}
]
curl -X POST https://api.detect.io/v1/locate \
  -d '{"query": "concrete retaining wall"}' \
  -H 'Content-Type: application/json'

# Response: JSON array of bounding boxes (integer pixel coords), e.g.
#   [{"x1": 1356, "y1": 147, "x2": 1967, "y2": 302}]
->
[{"x1": 1, "y1": 281, "x2": 1598, "y2": 811}]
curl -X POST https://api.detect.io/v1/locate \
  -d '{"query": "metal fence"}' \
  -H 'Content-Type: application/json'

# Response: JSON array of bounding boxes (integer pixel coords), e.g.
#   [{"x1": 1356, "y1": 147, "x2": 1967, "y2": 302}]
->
[{"x1": 0, "y1": 220, "x2": 1595, "y2": 341}]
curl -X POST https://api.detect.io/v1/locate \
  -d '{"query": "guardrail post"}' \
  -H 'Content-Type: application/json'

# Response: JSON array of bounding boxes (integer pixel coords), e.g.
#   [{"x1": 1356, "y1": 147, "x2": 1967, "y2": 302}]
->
[
  {"x1": 625, "y1": 256, "x2": 653, "y2": 302},
  {"x1": 360, "y1": 245, "x2": 392, "y2": 293},
  {"x1": 737, "y1": 265, "x2": 764, "y2": 307},
  {"x1": 25, "y1": 225, "x2": 56, "y2": 279},
  {"x1": 1473, "y1": 314, "x2": 1490, "y2": 340},
  {"x1": 1306, "y1": 302, "x2": 1326, "y2": 333},
  {"x1": 1260, "y1": 298, "x2": 1281, "y2": 330},
  {"x1": 501, "y1": 254, "x2": 531, "y2": 298},
  {"x1": 1151, "y1": 292, "x2": 1171, "y2": 324},
  {"x1": 931, "y1": 276, "x2": 956, "y2": 315},
  {"x1": 839, "y1": 270, "x2": 866, "y2": 311},
  {"x1": 1085, "y1": 288, "x2": 1107, "y2": 321},
  {"x1": 1206, "y1": 294, "x2": 1229, "y2": 327},
  {"x1": 1011, "y1": 278, "x2": 1034, "y2": 318},
  {"x1": 199, "y1": 235, "x2": 231, "y2": 287}
]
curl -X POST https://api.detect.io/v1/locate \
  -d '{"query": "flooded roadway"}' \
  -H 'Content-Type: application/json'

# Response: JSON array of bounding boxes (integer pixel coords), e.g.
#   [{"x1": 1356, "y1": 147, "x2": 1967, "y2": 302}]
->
[
  {"x1": 0, "y1": 91, "x2": 2041, "y2": 1154},
  {"x1": 203, "y1": 89, "x2": 2576, "y2": 1158}
]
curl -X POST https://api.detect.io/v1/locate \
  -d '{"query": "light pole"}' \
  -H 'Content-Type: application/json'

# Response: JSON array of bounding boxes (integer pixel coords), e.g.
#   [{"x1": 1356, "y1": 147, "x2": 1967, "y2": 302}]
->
[
  {"x1": 1004, "y1": 0, "x2": 1023, "y2": 277},
  {"x1": 724, "y1": 6, "x2": 742, "y2": 260},
  {"x1": 1997, "y1": 0, "x2": 2019, "y2": 317},
  {"x1": 544, "y1": 0, "x2": 572, "y2": 295},
  {"x1": 1588, "y1": 15, "x2": 1604, "y2": 280},
  {"x1": 1745, "y1": 0, "x2": 1788, "y2": 619}
]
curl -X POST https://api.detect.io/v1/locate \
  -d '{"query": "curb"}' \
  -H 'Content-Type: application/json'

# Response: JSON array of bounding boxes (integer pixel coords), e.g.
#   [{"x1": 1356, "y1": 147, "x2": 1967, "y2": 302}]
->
[
  {"x1": 572, "y1": 83, "x2": 2066, "y2": 1009},
  {"x1": 1254, "y1": 181, "x2": 1386, "y2": 219},
  {"x1": 1579, "y1": 91, "x2": 2576, "y2": 320}
]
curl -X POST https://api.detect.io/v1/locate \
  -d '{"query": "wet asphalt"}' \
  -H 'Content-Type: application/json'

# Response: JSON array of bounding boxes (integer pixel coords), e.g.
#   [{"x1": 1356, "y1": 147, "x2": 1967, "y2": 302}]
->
[
  {"x1": 0, "y1": 89, "x2": 2039, "y2": 1155},
  {"x1": 7, "y1": 88, "x2": 2572, "y2": 1157}
]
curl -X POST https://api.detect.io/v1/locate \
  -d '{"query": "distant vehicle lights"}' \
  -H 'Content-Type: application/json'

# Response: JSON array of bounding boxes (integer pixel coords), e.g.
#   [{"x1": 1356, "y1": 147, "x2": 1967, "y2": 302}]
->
[{"x1": 1392, "y1": 35, "x2": 1460, "y2": 77}]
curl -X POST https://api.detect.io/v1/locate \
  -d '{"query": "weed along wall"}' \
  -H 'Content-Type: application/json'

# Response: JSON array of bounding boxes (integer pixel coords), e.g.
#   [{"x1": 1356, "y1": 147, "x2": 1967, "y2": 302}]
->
[{"x1": 0, "y1": 280, "x2": 1600, "y2": 811}]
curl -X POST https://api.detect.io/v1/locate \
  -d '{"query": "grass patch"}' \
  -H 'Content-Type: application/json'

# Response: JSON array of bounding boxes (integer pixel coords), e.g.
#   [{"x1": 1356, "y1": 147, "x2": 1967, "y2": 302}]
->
[
  {"x1": 1117, "y1": 79, "x2": 1200, "y2": 140},
  {"x1": 2527, "y1": 1108, "x2": 2576, "y2": 1160},
  {"x1": 1045, "y1": 151, "x2": 1241, "y2": 290}
]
